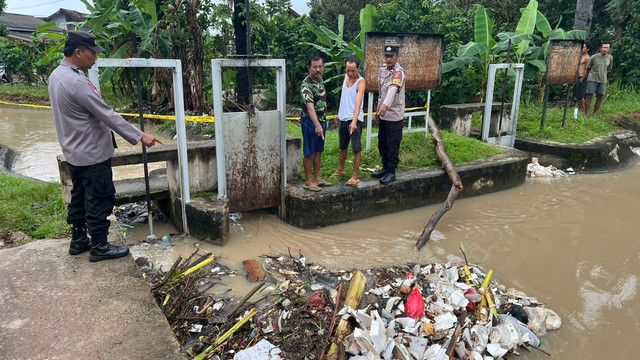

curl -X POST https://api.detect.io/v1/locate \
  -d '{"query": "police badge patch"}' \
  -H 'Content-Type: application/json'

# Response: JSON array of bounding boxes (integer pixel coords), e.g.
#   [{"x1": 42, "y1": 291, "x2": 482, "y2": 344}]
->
[{"x1": 88, "y1": 81, "x2": 101, "y2": 97}]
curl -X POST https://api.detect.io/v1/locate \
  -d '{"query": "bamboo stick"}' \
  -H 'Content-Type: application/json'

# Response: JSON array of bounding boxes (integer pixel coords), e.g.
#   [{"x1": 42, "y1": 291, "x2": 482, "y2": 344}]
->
[{"x1": 326, "y1": 270, "x2": 367, "y2": 360}]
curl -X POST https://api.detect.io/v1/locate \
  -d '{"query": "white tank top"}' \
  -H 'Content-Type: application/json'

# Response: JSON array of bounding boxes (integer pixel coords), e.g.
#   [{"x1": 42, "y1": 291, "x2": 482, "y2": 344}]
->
[{"x1": 338, "y1": 76, "x2": 364, "y2": 122}]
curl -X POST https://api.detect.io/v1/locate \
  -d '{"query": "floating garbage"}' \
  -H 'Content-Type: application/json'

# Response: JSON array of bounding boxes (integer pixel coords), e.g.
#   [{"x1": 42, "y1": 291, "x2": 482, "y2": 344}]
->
[
  {"x1": 527, "y1": 157, "x2": 573, "y2": 177},
  {"x1": 135, "y1": 251, "x2": 560, "y2": 359}
]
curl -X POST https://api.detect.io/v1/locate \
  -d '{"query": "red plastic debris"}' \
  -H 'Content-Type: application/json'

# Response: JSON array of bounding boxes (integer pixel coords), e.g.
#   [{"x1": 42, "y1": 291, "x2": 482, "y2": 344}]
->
[
  {"x1": 306, "y1": 291, "x2": 325, "y2": 310},
  {"x1": 405, "y1": 287, "x2": 425, "y2": 319}
]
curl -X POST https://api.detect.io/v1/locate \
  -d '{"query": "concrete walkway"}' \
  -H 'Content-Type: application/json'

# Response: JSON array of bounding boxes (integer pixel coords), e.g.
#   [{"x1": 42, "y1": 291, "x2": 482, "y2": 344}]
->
[{"x1": 0, "y1": 233, "x2": 187, "y2": 360}]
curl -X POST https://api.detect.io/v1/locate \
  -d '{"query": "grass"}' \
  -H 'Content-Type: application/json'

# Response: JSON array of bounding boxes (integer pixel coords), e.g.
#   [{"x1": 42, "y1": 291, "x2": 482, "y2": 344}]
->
[
  {"x1": 286, "y1": 121, "x2": 501, "y2": 183},
  {"x1": 470, "y1": 85, "x2": 640, "y2": 144},
  {"x1": 0, "y1": 173, "x2": 68, "y2": 244},
  {"x1": 0, "y1": 83, "x2": 49, "y2": 98}
]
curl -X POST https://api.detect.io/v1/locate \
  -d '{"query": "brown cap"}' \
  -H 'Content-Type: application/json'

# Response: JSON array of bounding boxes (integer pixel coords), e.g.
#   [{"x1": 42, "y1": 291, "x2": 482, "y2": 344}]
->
[
  {"x1": 65, "y1": 31, "x2": 105, "y2": 53},
  {"x1": 383, "y1": 45, "x2": 399, "y2": 55}
]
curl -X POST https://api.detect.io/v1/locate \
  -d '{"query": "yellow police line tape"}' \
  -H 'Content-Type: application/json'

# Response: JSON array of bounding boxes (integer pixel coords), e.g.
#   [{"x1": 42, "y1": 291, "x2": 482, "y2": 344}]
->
[{"x1": 1, "y1": 100, "x2": 428, "y2": 123}]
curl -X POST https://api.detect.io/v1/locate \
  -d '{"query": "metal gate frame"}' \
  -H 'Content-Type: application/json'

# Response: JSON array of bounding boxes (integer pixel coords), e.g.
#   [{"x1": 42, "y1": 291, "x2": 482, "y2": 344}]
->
[
  {"x1": 88, "y1": 58, "x2": 190, "y2": 232},
  {"x1": 211, "y1": 59, "x2": 287, "y2": 213},
  {"x1": 481, "y1": 63, "x2": 525, "y2": 147}
]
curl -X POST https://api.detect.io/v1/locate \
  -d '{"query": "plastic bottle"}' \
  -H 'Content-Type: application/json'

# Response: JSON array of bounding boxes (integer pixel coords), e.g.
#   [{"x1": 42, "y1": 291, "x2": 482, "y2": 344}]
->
[
  {"x1": 498, "y1": 314, "x2": 541, "y2": 347},
  {"x1": 573, "y1": 107, "x2": 578, "y2": 119}
]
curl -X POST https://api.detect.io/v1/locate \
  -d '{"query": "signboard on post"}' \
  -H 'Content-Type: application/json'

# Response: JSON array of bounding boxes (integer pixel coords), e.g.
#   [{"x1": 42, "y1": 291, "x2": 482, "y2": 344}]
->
[
  {"x1": 540, "y1": 39, "x2": 584, "y2": 130},
  {"x1": 364, "y1": 32, "x2": 444, "y2": 92},
  {"x1": 546, "y1": 40, "x2": 583, "y2": 85}
]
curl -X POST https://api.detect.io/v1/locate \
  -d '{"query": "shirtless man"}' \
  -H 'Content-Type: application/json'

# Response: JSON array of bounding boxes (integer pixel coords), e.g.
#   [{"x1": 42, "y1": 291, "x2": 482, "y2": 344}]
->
[{"x1": 574, "y1": 41, "x2": 591, "y2": 115}]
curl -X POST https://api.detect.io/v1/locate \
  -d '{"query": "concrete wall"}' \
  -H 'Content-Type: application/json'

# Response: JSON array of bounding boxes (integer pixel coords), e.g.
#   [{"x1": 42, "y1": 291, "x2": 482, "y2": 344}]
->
[
  {"x1": 57, "y1": 137, "x2": 302, "y2": 204},
  {"x1": 440, "y1": 103, "x2": 512, "y2": 137},
  {"x1": 515, "y1": 130, "x2": 640, "y2": 173},
  {"x1": 284, "y1": 147, "x2": 529, "y2": 229}
]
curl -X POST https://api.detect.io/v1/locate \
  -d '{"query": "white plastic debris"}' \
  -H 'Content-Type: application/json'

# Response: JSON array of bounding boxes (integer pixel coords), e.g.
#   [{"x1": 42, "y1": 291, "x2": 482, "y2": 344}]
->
[
  {"x1": 523, "y1": 306, "x2": 547, "y2": 336},
  {"x1": 404, "y1": 336, "x2": 428, "y2": 359},
  {"x1": 423, "y1": 343, "x2": 448, "y2": 360},
  {"x1": 434, "y1": 312, "x2": 457, "y2": 331},
  {"x1": 486, "y1": 343, "x2": 508, "y2": 358},
  {"x1": 233, "y1": 339, "x2": 282, "y2": 360},
  {"x1": 544, "y1": 308, "x2": 562, "y2": 330},
  {"x1": 369, "y1": 311, "x2": 388, "y2": 353},
  {"x1": 353, "y1": 328, "x2": 380, "y2": 358},
  {"x1": 188, "y1": 324, "x2": 203, "y2": 333},
  {"x1": 370, "y1": 285, "x2": 393, "y2": 296},
  {"x1": 489, "y1": 323, "x2": 520, "y2": 349},
  {"x1": 527, "y1": 157, "x2": 568, "y2": 178}
]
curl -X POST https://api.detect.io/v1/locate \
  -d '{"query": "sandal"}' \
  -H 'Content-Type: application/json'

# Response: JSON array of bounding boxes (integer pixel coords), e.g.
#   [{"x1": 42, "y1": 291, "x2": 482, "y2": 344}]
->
[
  {"x1": 303, "y1": 185, "x2": 321, "y2": 192},
  {"x1": 330, "y1": 171, "x2": 345, "y2": 178},
  {"x1": 317, "y1": 181, "x2": 332, "y2": 187},
  {"x1": 346, "y1": 179, "x2": 360, "y2": 186}
]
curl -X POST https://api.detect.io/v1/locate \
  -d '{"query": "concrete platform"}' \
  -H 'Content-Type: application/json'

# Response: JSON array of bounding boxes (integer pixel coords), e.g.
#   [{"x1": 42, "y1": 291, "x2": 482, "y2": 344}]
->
[
  {"x1": 515, "y1": 130, "x2": 640, "y2": 173},
  {"x1": 284, "y1": 146, "x2": 529, "y2": 228},
  {"x1": 0, "y1": 232, "x2": 186, "y2": 360}
]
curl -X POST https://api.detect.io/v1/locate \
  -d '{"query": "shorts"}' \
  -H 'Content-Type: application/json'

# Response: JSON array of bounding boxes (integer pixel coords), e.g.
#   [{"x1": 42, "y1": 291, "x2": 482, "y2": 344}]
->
[
  {"x1": 301, "y1": 116, "x2": 326, "y2": 156},
  {"x1": 586, "y1": 81, "x2": 607, "y2": 95},
  {"x1": 573, "y1": 78, "x2": 587, "y2": 99},
  {"x1": 338, "y1": 120, "x2": 363, "y2": 153}
]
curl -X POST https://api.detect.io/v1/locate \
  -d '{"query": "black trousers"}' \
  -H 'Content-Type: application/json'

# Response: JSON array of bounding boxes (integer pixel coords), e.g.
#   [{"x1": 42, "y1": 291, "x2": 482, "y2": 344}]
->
[
  {"x1": 378, "y1": 120, "x2": 403, "y2": 172},
  {"x1": 67, "y1": 159, "x2": 115, "y2": 239}
]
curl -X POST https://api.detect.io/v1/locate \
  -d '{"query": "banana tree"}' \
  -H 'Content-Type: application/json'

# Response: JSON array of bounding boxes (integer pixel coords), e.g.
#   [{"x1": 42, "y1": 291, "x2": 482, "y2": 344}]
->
[{"x1": 302, "y1": 4, "x2": 377, "y2": 89}]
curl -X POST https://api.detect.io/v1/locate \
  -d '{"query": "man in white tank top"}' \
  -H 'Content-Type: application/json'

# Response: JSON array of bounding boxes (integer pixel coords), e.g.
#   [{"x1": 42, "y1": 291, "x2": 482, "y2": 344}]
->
[{"x1": 331, "y1": 57, "x2": 365, "y2": 186}]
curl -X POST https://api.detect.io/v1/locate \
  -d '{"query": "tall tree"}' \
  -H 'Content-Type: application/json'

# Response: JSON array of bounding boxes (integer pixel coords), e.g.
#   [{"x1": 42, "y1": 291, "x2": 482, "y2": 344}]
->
[
  {"x1": 0, "y1": 0, "x2": 8, "y2": 37},
  {"x1": 574, "y1": 0, "x2": 594, "y2": 37}
]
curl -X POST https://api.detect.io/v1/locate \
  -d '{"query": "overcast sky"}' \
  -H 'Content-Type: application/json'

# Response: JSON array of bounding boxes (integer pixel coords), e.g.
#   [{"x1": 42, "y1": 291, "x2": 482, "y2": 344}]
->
[{"x1": 5, "y1": 0, "x2": 309, "y2": 18}]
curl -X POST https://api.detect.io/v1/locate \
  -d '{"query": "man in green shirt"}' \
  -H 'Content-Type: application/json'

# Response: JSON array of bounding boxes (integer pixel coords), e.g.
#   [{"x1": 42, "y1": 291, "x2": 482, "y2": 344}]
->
[
  {"x1": 300, "y1": 55, "x2": 331, "y2": 191},
  {"x1": 583, "y1": 42, "x2": 613, "y2": 117}
]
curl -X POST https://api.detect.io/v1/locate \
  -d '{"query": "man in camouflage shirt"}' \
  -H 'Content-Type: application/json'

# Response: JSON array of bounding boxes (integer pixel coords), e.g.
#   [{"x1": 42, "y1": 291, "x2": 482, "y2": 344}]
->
[{"x1": 300, "y1": 55, "x2": 331, "y2": 191}]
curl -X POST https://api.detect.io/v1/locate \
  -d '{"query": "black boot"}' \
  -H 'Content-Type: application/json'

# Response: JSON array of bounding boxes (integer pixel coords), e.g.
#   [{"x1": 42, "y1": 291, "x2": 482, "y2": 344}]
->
[
  {"x1": 380, "y1": 171, "x2": 396, "y2": 185},
  {"x1": 372, "y1": 168, "x2": 387, "y2": 178},
  {"x1": 89, "y1": 233, "x2": 129, "y2": 262},
  {"x1": 69, "y1": 224, "x2": 91, "y2": 255}
]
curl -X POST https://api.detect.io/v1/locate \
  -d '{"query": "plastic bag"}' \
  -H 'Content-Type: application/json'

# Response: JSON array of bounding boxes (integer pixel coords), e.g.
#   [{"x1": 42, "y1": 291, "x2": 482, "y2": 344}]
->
[{"x1": 405, "y1": 287, "x2": 425, "y2": 319}]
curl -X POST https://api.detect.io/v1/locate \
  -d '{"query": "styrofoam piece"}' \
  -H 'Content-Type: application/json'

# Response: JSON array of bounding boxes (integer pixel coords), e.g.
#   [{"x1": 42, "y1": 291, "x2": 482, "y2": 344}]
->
[
  {"x1": 486, "y1": 343, "x2": 508, "y2": 358},
  {"x1": 405, "y1": 335, "x2": 429, "y2": 359},
  {"x1": 423, "y1": 343, "x2": 448, "y2": 360},
  {"x1": 233, "y1": 339, "x2": 282, "y2": 360},
  {"x1": 434, "y1": 312, "x2": 457, "y2": 331}
]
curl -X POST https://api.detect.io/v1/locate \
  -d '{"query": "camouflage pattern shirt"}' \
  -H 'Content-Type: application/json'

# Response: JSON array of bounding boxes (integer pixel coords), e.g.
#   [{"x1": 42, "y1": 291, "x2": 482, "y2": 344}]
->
[{"x1": 300, "y1": 75, "x2": 327, "y2": 121}]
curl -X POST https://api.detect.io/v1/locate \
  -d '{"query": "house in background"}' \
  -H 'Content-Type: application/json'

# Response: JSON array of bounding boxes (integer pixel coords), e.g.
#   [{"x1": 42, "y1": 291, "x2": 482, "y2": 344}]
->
[
  {"x1": 45, "y1": 8, "x2": 87, "y2": 31},
  {"x1": 0, "y1": 8, "x2": 87, "y2": 43},
  {"x1": 0, "y1": 13, "x2": 49, "y2": 43}
]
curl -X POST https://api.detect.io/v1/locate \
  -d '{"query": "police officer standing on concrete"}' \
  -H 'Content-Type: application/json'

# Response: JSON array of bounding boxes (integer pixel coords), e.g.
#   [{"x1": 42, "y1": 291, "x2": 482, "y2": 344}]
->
[
  {"x1": 373, "y1": 45, "x2": 405, "y2": 185},
  {"x1": 49, "y1": 31, "x2": 163, "y2": 262}
]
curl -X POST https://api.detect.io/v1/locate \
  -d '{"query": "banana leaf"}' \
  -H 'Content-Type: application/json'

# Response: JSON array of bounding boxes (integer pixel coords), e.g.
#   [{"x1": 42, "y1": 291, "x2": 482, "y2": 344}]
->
[
  {"x1": 514, "y1": 0, "x2": 538, "y2": 57},
  {"x1": 474, "y1": 5, "x2": 496, "y2": 48},
  {"x1": 359, "y1": 4, "x2": 377, "y2": 50}
]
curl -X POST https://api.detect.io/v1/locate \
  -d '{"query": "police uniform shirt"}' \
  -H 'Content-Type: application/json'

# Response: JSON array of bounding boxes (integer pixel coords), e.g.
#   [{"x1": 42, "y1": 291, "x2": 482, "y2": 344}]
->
[
  {"x1": 378, "y1": 62, "x2": 406, "y2": 122},
  {"x1": 49, "y1": 59, "x2": 144, "y2": 167}
]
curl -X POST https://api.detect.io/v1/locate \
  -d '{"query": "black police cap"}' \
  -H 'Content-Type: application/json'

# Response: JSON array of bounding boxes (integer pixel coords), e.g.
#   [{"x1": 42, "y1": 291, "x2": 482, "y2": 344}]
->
[
  {"x1": 65, "y1": 31, "x2": 105, "y2": 53},
  {"x1": 383, "y1": 45, "x2": 399, "y2": 55}
]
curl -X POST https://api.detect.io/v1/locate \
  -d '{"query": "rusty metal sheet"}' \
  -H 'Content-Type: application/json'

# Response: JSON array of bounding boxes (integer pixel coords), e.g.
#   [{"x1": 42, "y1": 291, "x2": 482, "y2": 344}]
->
[
  {"x1": 364, "y1": 32, "x2": 444, "y2": 92},
  {"x1": 223, "y1": 111, "x2": 281, "y2": 213},
  {"x1": 546, "y1": 40, "x2": 583, "y2": 85}
]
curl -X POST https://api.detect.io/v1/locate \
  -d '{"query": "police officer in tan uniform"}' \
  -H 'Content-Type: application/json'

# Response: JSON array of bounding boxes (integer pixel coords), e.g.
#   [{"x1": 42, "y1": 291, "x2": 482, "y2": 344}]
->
[
  {"x1": 49, "y1": 31, "x2": 163, "y2": 262},
  {"x1": 373, "y1": 45, "x2": 405, "y2": 185}
]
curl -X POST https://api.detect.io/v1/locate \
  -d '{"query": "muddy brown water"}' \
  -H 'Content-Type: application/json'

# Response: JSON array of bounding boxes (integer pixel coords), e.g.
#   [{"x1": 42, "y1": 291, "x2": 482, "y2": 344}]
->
[
  {"x1": 3, "y1": 105, "x2": 640, "y2": 359},
  {"x1": 0, "y1": 106, "x2": 171, "y2": 182}
]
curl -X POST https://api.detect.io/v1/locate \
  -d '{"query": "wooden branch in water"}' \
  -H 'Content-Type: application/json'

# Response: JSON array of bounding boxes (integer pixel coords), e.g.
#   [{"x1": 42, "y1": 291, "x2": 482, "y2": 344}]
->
[{"x1": 414, "y1": 116, "x2": 463, "y2": 251}]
